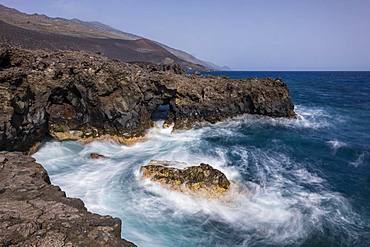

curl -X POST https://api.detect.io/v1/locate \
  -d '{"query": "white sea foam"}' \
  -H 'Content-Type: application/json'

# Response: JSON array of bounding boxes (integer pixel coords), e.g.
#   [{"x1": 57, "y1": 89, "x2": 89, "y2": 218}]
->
[
  {"x1": 33, "y1": 107, "x2": 360, "y2": 246},
  {"x1": 293, "y1": 105, "x2": 332, "y2": 129},
  {"x1": 350, "y1": 152, "x2": 366, "y2": 168},
  {"x1": 199, "y1": 105, "x2": 333, "y2": 132},
  {"x1": 294, "y1": 168, "x2": 324, "y2": 184},
  {"x1": 327, "y1": 139, "x2": 347, "y2": 151}
]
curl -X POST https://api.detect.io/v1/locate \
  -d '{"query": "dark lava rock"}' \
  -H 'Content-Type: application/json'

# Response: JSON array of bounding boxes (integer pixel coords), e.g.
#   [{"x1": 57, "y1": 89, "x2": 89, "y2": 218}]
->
[
  {"x1": 140, "y1": 160, "x2": 231, "y2": 197},
  {"x1": 0, "y1": 151, "x2": 135, "y2": 247},
  {"x1": 0, "y1": 45, "x2": 295, "y2": 152},
  {"x1": 90, "y1": 152, "x2": 106, "y2": 159}
]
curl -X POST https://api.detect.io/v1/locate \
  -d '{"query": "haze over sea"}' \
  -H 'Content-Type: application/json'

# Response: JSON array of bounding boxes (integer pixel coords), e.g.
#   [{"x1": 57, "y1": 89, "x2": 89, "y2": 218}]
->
[{"x1": 34, "y1": 71, "x2": 370, "y2": 246}]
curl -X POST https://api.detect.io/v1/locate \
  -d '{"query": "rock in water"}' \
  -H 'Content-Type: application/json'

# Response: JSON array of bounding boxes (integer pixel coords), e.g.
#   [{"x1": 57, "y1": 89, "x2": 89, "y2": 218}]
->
[
  {"x1": 0, "y1": 151, "x2": 135, "y2": 247},
  {"x1": 90, "y1": 152, "x2": 106, "y2": 159},
  {"x1": 140, "y1": 160, "x2": 231, "y2": 197}
]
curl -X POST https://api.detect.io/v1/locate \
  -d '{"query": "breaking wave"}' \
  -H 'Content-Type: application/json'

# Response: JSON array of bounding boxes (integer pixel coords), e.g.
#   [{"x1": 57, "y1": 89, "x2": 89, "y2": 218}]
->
[
  {"x1": 202, "y1": 105, "x2": 334, "y2": 132},
  {"x1": 327, "y1": 139, "x2": 347, "y2": 152},
  {"x1": 33, "y1": 104, "x2": 364, "y2": 246}
]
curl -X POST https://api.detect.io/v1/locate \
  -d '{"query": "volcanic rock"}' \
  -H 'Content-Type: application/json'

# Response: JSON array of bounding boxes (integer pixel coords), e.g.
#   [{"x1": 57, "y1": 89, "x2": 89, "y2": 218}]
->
[
  {"x1": 0, "y1": 151, "x2": 135, "y2": 246},
  {"x1": 140, "y1": 160, "x2": 231, "y2": 197},
  {"x1": 90, "y1": 152, "x2": 106, "y2": 159},
  {"x1": 0, "y1": 45, "x2": 295, "y2": 152}
]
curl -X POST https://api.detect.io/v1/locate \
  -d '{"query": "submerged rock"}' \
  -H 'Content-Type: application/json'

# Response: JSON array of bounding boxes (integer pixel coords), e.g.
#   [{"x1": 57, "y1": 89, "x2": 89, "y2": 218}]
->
[
  {"x1": 0, "y1": 151, "x2": 135, "y2": 247},
  {"x1": 140, "y1": 160, "x2": 230, "y2": 197},
  {"x1": 0, "y1": 45, "x2": 295, "y2": 152},
  {"x1": 90, "y1": 152, "x2": 106, "y2": 159}
]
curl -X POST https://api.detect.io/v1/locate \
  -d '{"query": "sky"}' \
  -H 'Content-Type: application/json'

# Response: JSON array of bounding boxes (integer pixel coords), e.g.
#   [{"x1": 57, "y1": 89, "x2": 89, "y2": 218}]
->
[{"x1": 1, "y1": 0, "x2": 369, "y2": 71}]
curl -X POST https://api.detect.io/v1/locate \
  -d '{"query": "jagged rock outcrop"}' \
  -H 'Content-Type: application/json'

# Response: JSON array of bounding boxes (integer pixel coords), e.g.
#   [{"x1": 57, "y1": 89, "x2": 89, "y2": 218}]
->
[
  {"x1": 140, "y1": 160, "x2": 230, "y2": 197},
  {"x1": 0, "y1": 151, "x2": 135, "y2": 246},
  {"x1": 0, "y1": 45, "x2": 296, "y2": 246},
  {"x1": 0, "y1": 45, "x2": 295, "y2": 152}
]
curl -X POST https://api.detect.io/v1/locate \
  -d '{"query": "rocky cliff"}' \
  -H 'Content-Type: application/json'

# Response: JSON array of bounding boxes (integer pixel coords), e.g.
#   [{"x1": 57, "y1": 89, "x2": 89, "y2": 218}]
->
[
  {"x1": 0, "y1": 151, "x2": 135, "y2": 246},
  {"x1": 0, "y1": 45, "x2": 295, "y2": 152}
]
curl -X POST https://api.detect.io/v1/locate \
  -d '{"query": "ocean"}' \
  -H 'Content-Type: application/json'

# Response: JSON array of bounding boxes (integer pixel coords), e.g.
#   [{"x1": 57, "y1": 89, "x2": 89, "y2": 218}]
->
[{"x1": 33, "y1": 71, "x2": 370, "y2": 246}]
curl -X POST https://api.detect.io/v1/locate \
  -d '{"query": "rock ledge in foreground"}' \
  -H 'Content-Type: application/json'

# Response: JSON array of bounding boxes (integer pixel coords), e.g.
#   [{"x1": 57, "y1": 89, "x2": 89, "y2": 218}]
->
[
  {"x1": 140, "y1": 160, "x2": 230, "y2": 197},
  {"x1": 0, "y1": 151, "x2": 135, "y2": 247}
]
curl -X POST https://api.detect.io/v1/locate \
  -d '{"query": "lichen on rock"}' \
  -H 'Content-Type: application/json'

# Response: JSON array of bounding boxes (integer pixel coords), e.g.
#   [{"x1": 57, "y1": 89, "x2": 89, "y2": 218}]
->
[{"x1": 140, "y1": 160, "x2": 231, "y2": 197}]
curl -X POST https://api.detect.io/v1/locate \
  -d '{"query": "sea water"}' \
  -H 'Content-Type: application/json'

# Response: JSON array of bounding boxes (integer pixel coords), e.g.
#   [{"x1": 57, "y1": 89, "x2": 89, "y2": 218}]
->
[{"x1": 34, "y1": 71, "x2": 370, "y2": 246}]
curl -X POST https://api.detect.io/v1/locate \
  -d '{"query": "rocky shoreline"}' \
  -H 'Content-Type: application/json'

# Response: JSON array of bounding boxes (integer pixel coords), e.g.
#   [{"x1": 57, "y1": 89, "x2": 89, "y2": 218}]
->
[
  {"x1": 0, "y1": 45, "x2": 295, "y2": 245},
  {"x1": 0, "y1": 45, "x2": 294, "y2": 152},
  {"x1": 0, "y1": 151, "x2": 135, "y2": 246}
]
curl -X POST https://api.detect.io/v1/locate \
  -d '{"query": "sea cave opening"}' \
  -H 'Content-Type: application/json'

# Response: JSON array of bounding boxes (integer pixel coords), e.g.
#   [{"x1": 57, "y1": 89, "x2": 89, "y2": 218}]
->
[{"x1": 151, "y1": 103, "x2": 171, "y2": 122}]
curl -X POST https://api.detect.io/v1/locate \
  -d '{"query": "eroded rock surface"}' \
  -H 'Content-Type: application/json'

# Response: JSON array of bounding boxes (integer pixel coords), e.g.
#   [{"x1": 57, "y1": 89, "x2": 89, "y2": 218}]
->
[
  {"x1": 140, "y1": 160, "x2": 230, "y2": 197},
  {"x1": 0, "y1": 45, "x2": 295, "y2": 152},
  {"x1": 0, "y1": 151, "x2": 135, "y2": 247},
  {"x1": 90, "y1": 152, "x2": 106, "y2": 159}
]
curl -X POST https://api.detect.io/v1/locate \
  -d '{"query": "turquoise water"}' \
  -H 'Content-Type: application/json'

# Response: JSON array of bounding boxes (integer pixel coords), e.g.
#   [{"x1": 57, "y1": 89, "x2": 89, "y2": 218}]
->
[{"x1": 34, "y1": 72, "x2": 370, "y2": 246}]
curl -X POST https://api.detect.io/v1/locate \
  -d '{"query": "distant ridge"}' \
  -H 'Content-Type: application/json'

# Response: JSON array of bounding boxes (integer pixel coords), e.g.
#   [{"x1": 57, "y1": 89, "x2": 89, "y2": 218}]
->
[{"x1": 0, "y1": 4, "x2": 225, "y2": 70}]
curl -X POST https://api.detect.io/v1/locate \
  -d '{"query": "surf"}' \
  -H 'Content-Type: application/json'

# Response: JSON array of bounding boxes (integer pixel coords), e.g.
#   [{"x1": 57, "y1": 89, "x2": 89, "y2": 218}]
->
[{"x1": 33, "y1": 105, "x2": 364, "y2": 246}]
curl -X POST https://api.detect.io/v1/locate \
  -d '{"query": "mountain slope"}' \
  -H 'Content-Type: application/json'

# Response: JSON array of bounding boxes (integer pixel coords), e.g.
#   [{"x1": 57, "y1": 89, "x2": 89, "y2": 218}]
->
[
  {"x1": 0, "y1": 4, "x2": 139, "y2": 40},
  {"x1": 0, "y1": 4, "x2": 220, "y2": 70},
  {"x1": 0, "y1": 20, "x2": 184, "y2": 65},
  {"x1": 80, "y1": 20, "x2": 227, "y2": 70}
]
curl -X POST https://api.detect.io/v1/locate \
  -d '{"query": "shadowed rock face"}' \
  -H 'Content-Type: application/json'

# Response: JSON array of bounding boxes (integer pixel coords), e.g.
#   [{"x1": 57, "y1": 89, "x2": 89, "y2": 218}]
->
[
  {"x1": 0, "y1": 151, "x2": 135, "y2": 246},
  {"x1": 140, "y1": 160, "x2": 231, "y2": 197},
  {"x1": 0, "y1": 45, "x2": 295, "y2": 152}
]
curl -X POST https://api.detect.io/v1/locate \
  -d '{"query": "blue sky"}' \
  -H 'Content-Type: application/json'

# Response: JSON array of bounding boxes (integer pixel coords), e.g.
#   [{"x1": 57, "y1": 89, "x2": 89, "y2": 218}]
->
[{"x1": 1, "y1": 0, "x2": 369, "y2": 70}]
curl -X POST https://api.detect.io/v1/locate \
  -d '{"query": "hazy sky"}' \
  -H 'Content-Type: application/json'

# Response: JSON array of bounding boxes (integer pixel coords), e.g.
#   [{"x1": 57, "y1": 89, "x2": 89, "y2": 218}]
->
[{"x1": 1, "y1": 0, "x2": 369, "y2": 70}]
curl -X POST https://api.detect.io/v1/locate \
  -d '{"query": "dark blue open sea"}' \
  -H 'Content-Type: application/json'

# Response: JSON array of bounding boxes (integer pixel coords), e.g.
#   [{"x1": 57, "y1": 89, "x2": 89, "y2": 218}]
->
[{"x1": 34, "y1": 71, "x2": 370, "y2": 246}]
